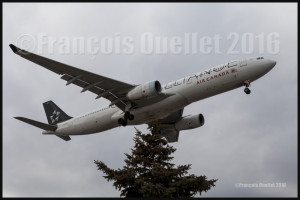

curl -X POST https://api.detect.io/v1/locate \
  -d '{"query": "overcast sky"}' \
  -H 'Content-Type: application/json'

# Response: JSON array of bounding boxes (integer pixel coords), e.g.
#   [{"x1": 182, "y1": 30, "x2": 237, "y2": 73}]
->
[{"x1": 3, "y1": 3, "x2": 297, "y2": 197}]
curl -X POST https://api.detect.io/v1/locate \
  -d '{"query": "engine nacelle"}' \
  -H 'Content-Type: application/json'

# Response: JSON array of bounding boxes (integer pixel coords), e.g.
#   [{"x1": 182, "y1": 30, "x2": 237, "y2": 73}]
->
[
  {"x1": 174, "y1": 114, "x2": 205, "y2": 131},
  {"x1": 127, "y1": 80, "x2": 162, "y2": 101}
]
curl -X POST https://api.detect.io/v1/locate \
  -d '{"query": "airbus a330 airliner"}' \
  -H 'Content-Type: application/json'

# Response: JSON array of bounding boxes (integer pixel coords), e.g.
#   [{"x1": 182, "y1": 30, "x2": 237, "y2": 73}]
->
[{"x1": 10, "y1": 44, "x2": 276, "y2": 142}]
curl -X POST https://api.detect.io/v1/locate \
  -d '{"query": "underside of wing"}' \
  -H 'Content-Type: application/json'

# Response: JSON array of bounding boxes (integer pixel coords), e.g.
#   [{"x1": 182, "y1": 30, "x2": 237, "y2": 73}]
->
[
  {"x1": 159, "y1": 126, "x2": 180, "y2": 143},
  {"x1": 150, "y1": 109, "x2": 184, "y2": 143},
  {"x1": 10, "y1": 44, "x2": 176, "y2": 111},
  {"x1": 9, "y1": 44, "x2": 135, "y2": 110}
]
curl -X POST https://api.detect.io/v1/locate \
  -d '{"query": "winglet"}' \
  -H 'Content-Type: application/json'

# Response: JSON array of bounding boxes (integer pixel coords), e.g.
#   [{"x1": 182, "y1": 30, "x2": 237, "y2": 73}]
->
[{"x1": 9, "y1": 44, "x2": 21, "y2": 53}]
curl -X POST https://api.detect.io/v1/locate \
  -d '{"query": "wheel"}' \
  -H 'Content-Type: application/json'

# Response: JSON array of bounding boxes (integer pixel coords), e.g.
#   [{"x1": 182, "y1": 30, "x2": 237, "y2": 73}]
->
[
  {"x1": 122, "y1": 120, "x2": 128, "y2": 126},
  {"x1": 118, "y1": 118, "x2": 124, "y2": 124},
  {"x1": 124, "y1": 111, "x2": 131, "y2": 119},
  {"x1": 244, "y1": 87, "x2": 251, "y2": 95},
  {"x1": 128, "y1": 114, "x2": 134, "y2": 121},
  {"x1": 118, "y1": 118, "x2": 127, "y2": 126}
]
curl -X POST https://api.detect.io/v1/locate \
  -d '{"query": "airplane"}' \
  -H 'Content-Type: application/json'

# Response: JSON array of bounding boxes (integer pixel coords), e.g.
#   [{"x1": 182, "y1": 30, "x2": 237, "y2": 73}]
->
[{"x1": 9, "y1": 44, "x2": 276, "y2": 142}]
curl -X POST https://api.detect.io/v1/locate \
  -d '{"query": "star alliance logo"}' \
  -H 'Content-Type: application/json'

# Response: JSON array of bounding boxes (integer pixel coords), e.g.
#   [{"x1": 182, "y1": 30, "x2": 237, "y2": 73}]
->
[{"x1": 50, "y1": 110, "x2": 60, "y2": 124}]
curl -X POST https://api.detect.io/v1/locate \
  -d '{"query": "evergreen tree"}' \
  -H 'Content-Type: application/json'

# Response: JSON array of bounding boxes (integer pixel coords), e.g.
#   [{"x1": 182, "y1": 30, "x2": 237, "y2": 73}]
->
[{"x1": 94, "y1": 123, "x2": 217, "y2": 197}]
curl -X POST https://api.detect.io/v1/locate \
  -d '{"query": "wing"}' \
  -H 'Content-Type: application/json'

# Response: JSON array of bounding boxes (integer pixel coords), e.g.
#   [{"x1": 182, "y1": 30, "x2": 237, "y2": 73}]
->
[
  {"x1": 159, "y1": 126, "x2": 179, "y2": 143},
  {"x1": 9, "y1": 44, "x2": 135, "y2": 111},
  {"x1": 153, "y1": 109, "x2": 184, "y2": 143}
]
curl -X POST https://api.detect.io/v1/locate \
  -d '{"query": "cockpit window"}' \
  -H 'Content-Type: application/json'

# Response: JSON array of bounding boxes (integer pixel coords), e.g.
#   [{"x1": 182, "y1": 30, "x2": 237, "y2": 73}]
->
[{"x1": 257, "y1": 57, "x2": 264, "y2": 60}]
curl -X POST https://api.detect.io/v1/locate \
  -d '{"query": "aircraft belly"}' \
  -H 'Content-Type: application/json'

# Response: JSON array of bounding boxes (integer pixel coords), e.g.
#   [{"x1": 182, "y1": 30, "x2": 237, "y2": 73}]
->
[
  {"x1": 56, "y1": 110, "x2": 118, "y2": 136},
  {"x1": 128, "y1": 93, "x2": 188, "y2": 125}
]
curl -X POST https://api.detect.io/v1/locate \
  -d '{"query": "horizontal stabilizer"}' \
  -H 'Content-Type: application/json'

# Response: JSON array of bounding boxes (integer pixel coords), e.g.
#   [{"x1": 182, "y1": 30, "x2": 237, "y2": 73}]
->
[
  {"x1": 56, "y1": 135, "x2": 71, "y2": 141},
  {"x1": 14, "y1": 117, "x2": 57, "y2": 131}
]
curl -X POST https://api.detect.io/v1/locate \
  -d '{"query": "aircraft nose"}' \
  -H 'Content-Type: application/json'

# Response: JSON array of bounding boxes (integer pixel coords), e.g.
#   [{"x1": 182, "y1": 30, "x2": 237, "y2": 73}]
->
[
  {"x1": 263, "y1": 59, "x2": 276, "y2": 72},
  {"x1": 268, "y1": 60, "x2": 276, "y2": 69}
]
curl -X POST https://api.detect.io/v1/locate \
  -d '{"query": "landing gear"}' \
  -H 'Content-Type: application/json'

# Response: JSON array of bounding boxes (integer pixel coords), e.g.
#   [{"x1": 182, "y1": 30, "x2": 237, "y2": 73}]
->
[
  {"x1": 244, "y1": 87, "x2": 251, "y2": 95},
  {"x1": 118, "y1": 111, "x2": 134, "y2": 127},
  {"x1": 124, "y1": 111, "x2": 134, "y2": 121},
  {"x1": 128, "y1": 114, "x2": 134, "y2": 121},
  {"x1": 118, "y1": 118, "x2": 127, "y2": 126},
  {"x1": 243, "y1": 80, "x2": 251, "y2": 95}
]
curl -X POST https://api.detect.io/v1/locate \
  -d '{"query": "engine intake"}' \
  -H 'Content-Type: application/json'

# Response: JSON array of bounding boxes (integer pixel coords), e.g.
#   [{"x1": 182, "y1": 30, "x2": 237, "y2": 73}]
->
[
  {"x1": 175, "y1": 114, "x2": 205, "y2": 131},
  {"x1": 127, "y1": 80, "x2": 162, "y2": 101}
]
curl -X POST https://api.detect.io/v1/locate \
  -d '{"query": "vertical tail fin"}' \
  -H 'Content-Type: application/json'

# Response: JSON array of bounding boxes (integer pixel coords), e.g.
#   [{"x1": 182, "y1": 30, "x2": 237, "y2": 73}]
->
[{"x1": 43, "y1": 100, "x2": 72, "y2": 125}]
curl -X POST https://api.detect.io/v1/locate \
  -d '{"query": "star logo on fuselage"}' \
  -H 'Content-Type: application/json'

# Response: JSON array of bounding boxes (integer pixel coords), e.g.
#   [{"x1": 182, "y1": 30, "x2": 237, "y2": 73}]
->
[{"x1": 50, "y1": 110, "x2": 60, "y2": 124}]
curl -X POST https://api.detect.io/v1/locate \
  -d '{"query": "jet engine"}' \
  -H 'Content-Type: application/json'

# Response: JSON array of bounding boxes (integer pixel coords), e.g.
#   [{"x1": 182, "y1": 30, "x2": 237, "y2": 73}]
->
[
  {"x1": 174, "y1": 114, "x2": 205, "y2": 131},
  {"x1": 127, "y1": 80, "x2": 162, "y2": 101}
]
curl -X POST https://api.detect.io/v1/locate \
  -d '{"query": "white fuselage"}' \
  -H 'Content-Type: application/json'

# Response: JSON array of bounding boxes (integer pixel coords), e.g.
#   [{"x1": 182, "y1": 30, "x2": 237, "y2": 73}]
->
[{"x1": 50, "y1": 57, "x2": 276, "y2": 137}]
